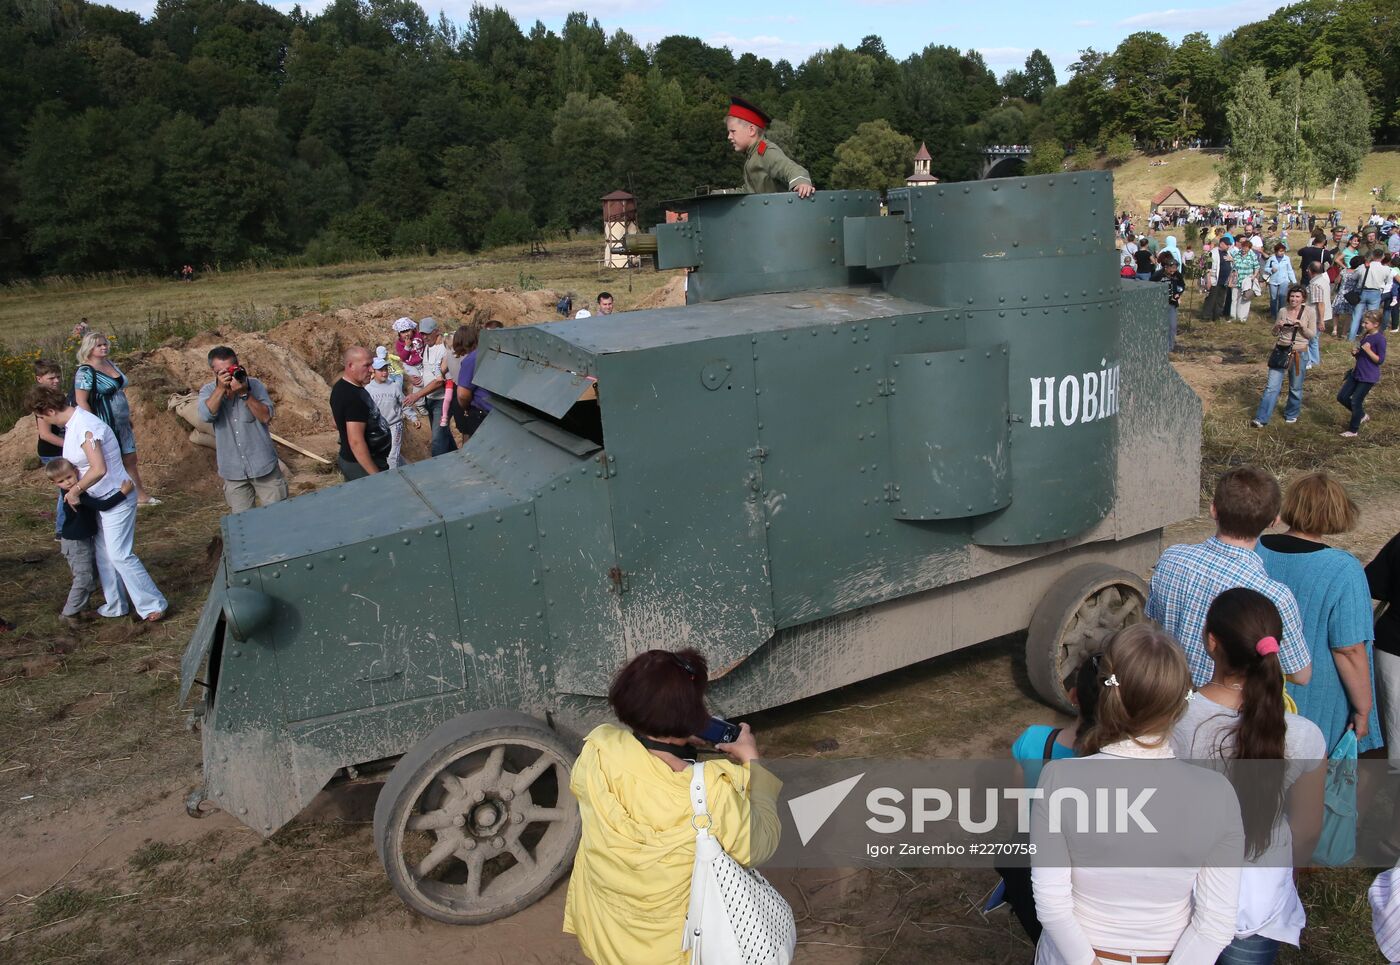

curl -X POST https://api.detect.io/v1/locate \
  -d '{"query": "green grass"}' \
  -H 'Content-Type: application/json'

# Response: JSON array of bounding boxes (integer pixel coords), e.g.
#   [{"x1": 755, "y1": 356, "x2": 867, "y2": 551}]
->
[
  {"x1": 1108, "y1": 146, "x2": 1400, "y2": 223},
  {"x1": 0, "y1": 237, "x2": 667, "y2": 352}
]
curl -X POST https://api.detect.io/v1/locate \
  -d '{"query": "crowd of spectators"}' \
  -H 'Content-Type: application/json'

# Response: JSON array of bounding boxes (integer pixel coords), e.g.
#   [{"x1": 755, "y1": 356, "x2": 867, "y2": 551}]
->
[{"x1": 1123, "y1": 215, "x2": 1399, "y2": 438}]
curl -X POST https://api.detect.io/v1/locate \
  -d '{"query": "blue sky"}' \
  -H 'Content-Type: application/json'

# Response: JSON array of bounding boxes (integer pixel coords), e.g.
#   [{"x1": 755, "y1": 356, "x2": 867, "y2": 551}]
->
[{"x1": 109, "y1": 0, "x2": 1290, "y2": 77}]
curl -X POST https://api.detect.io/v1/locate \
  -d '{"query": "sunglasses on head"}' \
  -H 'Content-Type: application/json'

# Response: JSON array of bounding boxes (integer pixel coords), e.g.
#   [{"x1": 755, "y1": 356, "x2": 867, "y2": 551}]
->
[{"x1": 670, "y1": 652, "x2": 700, "y2": 679}]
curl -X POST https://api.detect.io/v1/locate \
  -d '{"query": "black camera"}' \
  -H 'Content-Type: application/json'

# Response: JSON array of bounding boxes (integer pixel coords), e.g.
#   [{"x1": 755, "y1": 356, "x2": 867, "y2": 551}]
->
[{"x1": 228, "y1": 365, "x2": 248, "y2": 384}]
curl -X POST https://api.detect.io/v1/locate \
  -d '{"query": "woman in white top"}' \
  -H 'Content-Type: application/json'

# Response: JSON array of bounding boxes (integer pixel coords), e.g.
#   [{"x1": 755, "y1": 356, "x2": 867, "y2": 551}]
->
[
  {"x1": 1032, "y1": 624, "x2": 1243, "y2": 965},
  {"x1": 1171, "y1": 588, "x2": 1324, "y2": 965},
  {"x1": 28, "y1": 386, "x2": 167, "y2": 621}
]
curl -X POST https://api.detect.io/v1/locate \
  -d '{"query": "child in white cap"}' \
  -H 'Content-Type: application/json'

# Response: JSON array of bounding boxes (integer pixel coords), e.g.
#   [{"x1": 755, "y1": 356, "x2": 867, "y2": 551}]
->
[{"x1": 365, "y1": 356, "x2": 408, "y2": 467}]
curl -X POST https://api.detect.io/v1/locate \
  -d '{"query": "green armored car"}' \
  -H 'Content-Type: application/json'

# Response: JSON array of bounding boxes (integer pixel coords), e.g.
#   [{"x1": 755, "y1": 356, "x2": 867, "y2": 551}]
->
[{"x1": 181, "y1": 174, "x2": 1201, "y2": 923}]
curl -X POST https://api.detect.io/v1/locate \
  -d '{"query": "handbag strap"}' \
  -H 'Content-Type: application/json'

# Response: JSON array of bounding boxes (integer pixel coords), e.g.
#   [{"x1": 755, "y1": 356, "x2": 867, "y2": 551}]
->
[
  {"x1": 1041, "y1": 728, "x2": 1062, "y2": 761},
  {"x1": 689, "y1": 760, "x2": 711, "y2": 831}
]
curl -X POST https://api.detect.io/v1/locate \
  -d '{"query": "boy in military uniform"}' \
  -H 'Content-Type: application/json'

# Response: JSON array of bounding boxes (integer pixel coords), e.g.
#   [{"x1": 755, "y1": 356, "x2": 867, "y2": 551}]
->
[{"x1": 725, "y1": 97, "x2": 814, "y2": 198}]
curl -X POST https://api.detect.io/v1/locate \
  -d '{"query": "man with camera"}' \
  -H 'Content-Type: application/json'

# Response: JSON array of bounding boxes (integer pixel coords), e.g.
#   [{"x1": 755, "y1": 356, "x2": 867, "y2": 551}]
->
[{"x1": 198, "y1": 346, "x2": 288, "y2": 512}]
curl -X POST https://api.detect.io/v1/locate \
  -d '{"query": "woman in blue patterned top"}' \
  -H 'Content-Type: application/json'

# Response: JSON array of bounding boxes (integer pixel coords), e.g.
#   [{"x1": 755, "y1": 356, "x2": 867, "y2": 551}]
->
[
  {"x1": 1257, "y1": 472, "x2": 1380, "y2": 754},
  {"x1": 74, "y1": 332, "x2": 155, "y2": 505}
]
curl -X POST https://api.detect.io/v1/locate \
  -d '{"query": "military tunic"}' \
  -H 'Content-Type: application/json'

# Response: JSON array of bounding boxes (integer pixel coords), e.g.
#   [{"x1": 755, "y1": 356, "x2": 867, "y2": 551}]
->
[{"x1": 740, "y1": 139, "x2": 812, "y2": 194}]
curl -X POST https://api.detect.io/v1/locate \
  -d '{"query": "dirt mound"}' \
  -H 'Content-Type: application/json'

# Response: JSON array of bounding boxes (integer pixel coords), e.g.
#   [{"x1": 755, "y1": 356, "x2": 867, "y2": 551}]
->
[
  {"x1": 0, "y1": 286, "x2": 565, "y2": 493},
  {"x1": 268, "y1": 288, "x2": 564, "y2": 380},
  {"x1": 633, "y1": 275, "x2": 687, "y2": 310}
]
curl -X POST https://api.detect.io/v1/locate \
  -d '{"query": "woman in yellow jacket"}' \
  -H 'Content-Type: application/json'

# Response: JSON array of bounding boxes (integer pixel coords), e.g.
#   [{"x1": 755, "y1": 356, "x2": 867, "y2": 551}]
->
[{"x1": 564, "y1": 648, "x2": 783, "y2": 964}]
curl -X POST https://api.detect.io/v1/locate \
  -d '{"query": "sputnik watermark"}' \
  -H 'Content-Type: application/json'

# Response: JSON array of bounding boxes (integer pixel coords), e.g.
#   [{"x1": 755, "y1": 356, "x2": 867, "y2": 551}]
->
[
  {"x1": 756, "y1": 758, "x2": 1400, "y2": 869},
  {"x1": 863, "y1": 785, "x2": 1157, "y2": 835}
]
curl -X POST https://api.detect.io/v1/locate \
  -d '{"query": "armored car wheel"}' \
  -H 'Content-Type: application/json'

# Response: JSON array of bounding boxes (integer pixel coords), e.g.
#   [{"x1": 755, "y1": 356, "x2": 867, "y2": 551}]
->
[
  {"x1": 373, "y1": 710, "x2": 581, "y2": 925},
  {"x1": 1026, "y1": 564, "x2": 1148, "y2": 714}
]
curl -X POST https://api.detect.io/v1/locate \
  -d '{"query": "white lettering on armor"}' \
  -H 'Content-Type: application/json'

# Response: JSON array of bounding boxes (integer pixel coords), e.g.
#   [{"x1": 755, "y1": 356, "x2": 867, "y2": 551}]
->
[
  {"x1": 1027, "y1": 361, "x2": 1120, "y2": 428},
  {"x1": 1030, "y1": 377, "x2": 1055, "y2": 428}
]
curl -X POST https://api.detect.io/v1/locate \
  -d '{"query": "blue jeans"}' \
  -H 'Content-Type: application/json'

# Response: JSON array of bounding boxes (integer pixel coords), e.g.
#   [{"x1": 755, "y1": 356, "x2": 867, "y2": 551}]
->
[
  {"x1": 1306, "y1": 331, "x2": 1320, "y2": 367},
  {"x1": 428, "y1": 397, "x2": 457, "y2": 456},
  {"x1": 1135, "y1": 271, "x2": 1152, "y2": 281},
  {"x1": 1255, "y1": 360, "x2": 1305, "y2": 424},
  {"x1": 1216, "y1": 933, "x2": 1281, "y2": 965},
  {"x1": 39, "y1": 455, "x2": 61, "y2": 536},
  {"x1": 1269, "y1": 283, "x2": 1290, "y2": 318},
  {"x1": 1337, "y1": 370, "x2": 1375, "y2": 432},
  {"x1": 1167, "y1": 306, "x2": 1178, "y2": 351},
  {"x1": 1350, "y1": 288, "x2": 1382, "y2": 339}
]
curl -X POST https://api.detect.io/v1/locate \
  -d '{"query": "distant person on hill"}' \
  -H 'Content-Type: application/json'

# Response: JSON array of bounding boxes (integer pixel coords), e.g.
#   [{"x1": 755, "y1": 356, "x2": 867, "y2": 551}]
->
[
  {"x1": 724, "y1": 96, "x2": 814, "y2": 198},
  {"x1": 330, "y1": 347, "x2": 391, "y2": 480},
  {"x1": 197, "y1": 346, "x2": 287, "y2": 513}
]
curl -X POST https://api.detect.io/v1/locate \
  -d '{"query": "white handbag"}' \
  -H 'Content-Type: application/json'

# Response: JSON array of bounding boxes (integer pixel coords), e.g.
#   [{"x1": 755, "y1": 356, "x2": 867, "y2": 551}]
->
[{"x1": 681, "y1": 760, "x2": 797, "y2": 965}]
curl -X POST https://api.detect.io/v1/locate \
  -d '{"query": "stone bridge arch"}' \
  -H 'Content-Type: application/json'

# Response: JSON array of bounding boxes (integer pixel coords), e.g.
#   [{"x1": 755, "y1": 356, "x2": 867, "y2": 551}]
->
[{"x1": 980, "y1": 145, "x2": 1031, "y2": 179}]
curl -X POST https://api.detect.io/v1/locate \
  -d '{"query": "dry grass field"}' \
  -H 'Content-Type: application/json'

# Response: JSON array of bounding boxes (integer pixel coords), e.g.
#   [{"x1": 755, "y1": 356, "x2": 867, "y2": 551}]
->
[
  {"x1": 1109, "y1": 146, "x2": 1400, "y2": 222},
  {"x1": 0, "y1": 237, "x2": 665, "y2": 352}
]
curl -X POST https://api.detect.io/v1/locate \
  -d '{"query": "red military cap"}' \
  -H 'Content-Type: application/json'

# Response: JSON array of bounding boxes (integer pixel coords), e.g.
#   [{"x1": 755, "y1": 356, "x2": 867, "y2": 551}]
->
[{"x1": 728, "y1": 96, "x2": 770, "y2": 129}]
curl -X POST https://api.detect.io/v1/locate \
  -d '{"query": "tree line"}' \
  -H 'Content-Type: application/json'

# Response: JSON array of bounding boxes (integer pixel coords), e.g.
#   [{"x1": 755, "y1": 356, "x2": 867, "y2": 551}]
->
[{"x1": 1, "y1": 0, "x2": 1396, "y2": 278}]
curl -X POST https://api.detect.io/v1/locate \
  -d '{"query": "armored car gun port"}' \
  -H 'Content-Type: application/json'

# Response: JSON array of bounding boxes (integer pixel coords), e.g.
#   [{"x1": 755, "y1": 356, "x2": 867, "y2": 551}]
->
[{"x1": 181, "y1": 174, "x2": 1202, "y2": 924}]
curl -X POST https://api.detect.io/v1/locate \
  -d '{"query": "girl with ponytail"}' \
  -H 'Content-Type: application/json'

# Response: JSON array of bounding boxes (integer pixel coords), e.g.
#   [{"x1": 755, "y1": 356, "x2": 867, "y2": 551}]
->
[
  {"x1": 1172, "y1": 588, "x2": 1326, "y2": 965},
  {"x1": 1031, "y1": 624, "x2": 1245, "y2": 965}
]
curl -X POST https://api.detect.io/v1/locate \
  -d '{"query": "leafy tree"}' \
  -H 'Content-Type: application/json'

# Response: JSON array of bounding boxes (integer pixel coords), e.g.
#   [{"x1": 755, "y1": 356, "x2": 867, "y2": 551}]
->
[
  {"x1": 549, "y1": 92, "x2": 631, "y2": 229},
  {"x1": 1216, "y1": 64, "x2": 1279, "y2": 198},
  {"x1": 1104, "y1": 133, "x2": 1135, "y2": 165},
  {"x1": 160, "y1": 107, "x2": 292, "y2": 265},
  {"x1": 1026, "y1": 138, "x2": 1065, "y2": 175},
  {"x1": 482, "y1": 207, "x2": 534, "y2": 249},
  {"x1": 1070, "y1": 145, "x2": 1098, "y2": 171},
  {"x1": 1269, "y1": 67, "x2": 1314, "y2": 200},
  {"x1": 1307, "y1": 69, "x2": 1371, "y2": 200},
  {"x1": 1022, "y1": 49, "x2": 1056, "y2": 102},
  {"x1": 829, "y1": 119, "x2": 914, "y2": 190},
  {"x1": 17, "y1": 104, "x2": 165, "y2": 272}
]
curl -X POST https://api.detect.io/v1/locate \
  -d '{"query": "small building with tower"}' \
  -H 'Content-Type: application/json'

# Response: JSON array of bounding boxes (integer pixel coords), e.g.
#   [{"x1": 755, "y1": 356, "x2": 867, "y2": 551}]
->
[{"x1": 905, "y1": 143, "x2": 939, "y2": 187}]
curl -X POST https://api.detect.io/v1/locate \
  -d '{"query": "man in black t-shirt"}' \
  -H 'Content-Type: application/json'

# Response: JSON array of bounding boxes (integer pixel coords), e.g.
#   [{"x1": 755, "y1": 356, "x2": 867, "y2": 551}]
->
[
  {"x1": 330, "y1": 346, "x2": 391, "y2": 480},
  {"x1": 1298, "y1": 233, "x2": 1326, "y2": 278}
]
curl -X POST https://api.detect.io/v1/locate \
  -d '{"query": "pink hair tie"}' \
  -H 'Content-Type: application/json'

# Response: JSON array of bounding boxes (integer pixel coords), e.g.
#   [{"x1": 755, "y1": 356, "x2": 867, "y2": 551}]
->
[{"x1": 1256, "y1": 636, "x2": 1280, "y2": 656}]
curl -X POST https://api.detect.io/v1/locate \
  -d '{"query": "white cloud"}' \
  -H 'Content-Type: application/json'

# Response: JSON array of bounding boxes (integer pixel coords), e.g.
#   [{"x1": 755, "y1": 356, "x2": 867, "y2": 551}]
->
[
  {"x1": 979, "y1": 46, "x2": 1030, "y2": 60},
  {"x1": 727, "y1": 14, "x2": 801, "y2": 25},
  {"x1": 1116, "y1": 1, "x2": 1287, "y2": 32},
  {"x1": 431, "y1": 0, "x2": 653, "y2": 20},
  {"x1": 707, "y1": 32, "x2": 824, "y2": 59}
]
